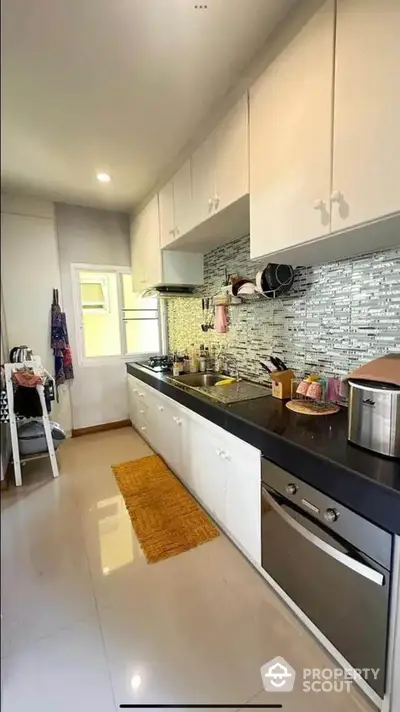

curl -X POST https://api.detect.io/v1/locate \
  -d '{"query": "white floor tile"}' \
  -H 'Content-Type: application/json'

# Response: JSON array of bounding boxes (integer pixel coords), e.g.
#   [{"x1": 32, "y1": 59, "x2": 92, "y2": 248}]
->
[
  {"x1": 1, "y1": 616, "x2": 116, "y2": 712},
  {"x1": 0, "y1": 427, "x2": 376, "y2": 712}
]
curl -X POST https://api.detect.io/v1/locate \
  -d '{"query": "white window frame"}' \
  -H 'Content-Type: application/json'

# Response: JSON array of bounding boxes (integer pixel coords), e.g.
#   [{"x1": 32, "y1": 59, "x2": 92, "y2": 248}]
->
[
  {"x1": 80, "y1": 273, "x2": 110, "y2": 313},
  {"x1": 71, "y1": 263, "x2": 165, "y2": 367}
]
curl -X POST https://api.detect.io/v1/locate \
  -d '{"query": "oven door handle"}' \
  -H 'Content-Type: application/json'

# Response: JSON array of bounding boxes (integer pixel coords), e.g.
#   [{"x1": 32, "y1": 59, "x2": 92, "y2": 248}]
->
[{"x1": 262, "y1": 487, "x2": 384, "y2": 587}]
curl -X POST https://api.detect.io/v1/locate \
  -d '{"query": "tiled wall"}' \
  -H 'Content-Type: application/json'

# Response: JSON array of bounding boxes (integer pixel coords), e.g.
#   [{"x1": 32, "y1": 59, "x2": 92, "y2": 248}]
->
[{"x1": 167, "y1": 236, "x2": 400, "y2": 383}]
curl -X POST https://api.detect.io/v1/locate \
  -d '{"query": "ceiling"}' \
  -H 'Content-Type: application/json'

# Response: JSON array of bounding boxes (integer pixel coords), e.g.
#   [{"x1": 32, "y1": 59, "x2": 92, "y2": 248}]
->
[{"x1": 1, "y1": 0, "x2": 295, "y2": 212}]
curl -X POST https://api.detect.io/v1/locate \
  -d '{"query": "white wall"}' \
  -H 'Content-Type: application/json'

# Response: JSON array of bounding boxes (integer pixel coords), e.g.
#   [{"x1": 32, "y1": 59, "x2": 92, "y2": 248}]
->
[
  {"x1": 1, "y1": 194, "x2": 72, "y2": 434},
  {"x1": 55, "y1": 203, "x2": 131, "y2": 430}
]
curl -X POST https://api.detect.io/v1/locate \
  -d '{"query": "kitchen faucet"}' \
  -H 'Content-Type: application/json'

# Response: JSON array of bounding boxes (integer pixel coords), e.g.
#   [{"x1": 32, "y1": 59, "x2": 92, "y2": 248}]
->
[{"x1": 217, "y1": 350, "x2": 239, "y2": 381}]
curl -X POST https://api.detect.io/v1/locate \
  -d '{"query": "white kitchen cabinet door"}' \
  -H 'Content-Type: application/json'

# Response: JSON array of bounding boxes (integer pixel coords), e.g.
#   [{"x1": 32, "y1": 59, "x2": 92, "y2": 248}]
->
[
  {"x1": 224, "y1": 436, "x2": 261, "y2": 564},
  {"x1": 250, "y1": 0, "x2": 334, "y2": 259},
  {"x1": 131, "y1": 197, "x2": 162, "y2": 291},
  {"x1": 331, "y1": 0, "x2": 400, "y2": 232},
  {"x1": 127, "y1": 377, "x2": 138, "y2": 426},
  {"x1": 136, "y1": 387, "x2": 159, "y2": 448},
  {"x1": 173, "y1": 160, "x2": 193, "y2": 239},
  {"x1": 189, "y1": 418, "x2": 227, "y2": 525},
  {"x1": 154, "y1": 397, "x2": 184, "y2": 479},
  {"x1": 143, "y1": 196, "x2": 162, "y2": 288},
  {"x1": 130, "y1": 212, "x2": 146, "y2": 292},
  {"x1": 128, "y1": 376, "x2": 145, "y2": 431},
  {"x1": 191, "y1": 133, "x2": 217, "y2": 227},
  {"x1": 159, "y1": 181, "x2": 175, "y2": 248},
  {"x1": 214, "y1": 94, "x2": 249, "y2": 214}
]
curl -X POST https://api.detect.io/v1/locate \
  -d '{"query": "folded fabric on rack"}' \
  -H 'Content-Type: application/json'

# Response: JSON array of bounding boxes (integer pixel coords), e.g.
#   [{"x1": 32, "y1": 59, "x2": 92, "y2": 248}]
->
[{"x1": 14, "y1": 369, "x2": 42, "y2": 388}]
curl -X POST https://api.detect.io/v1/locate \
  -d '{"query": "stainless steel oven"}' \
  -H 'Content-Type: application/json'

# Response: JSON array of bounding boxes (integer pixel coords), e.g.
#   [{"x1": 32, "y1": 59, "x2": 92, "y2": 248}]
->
[{"x1": 261, "y1": 458, "x2": 393, "y2": 699}]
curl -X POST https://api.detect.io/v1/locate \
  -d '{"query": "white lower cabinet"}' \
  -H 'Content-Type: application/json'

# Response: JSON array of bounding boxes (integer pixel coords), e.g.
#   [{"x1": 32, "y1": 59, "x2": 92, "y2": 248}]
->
[
  {"x1": 127, "y1": 375, "x2": 261, "y2": 566},
  {"x1": 188, "y1": 417, "x2": 228, "y2": 526},
  {"x1": 224, "y1": 436, "x2": 261, "y2": 565},
  {"x1": 155, "y1": 396, "x2": 190, "y2": 484}
]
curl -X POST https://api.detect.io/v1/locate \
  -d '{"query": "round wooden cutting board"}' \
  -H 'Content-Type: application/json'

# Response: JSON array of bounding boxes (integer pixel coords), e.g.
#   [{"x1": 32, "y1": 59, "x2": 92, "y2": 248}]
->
[{"x1": 286, "y1": 400, "x2": 340, "y2": 416}]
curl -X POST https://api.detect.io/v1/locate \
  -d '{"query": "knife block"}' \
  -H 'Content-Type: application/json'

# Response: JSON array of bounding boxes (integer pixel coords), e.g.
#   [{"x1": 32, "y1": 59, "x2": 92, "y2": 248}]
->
[{"x1": 270, "y1": 370, "x2": 295, "y2": 400}]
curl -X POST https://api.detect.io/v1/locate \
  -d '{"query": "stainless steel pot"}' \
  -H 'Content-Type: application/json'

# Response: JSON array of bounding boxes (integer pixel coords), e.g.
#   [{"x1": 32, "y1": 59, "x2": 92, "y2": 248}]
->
[{"x1": 348, "y1": 379, "x2": 400, "y2": 458}]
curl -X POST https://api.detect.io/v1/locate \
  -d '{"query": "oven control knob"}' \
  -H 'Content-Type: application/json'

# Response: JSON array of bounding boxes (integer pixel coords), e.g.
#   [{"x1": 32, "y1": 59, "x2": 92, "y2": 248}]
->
[
  {"x1": 324, "y1": 508, "x2": 339, "y2": 523},
  {"x1": 286, "y1": 483, "x2": 298, "y2": 495}
]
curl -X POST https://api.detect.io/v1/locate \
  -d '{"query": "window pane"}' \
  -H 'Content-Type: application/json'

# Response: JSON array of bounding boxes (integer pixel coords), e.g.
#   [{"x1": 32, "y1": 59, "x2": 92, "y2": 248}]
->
[
  {"x1": 81, "y1": 282, "x2": 105, "y2": 304},
  {"x1": 79, "y1": 271, "x2": 121, "y2": 357},
  {"x1": 122, "y1": 274, "x2": 156, "y2": 311},
  {"x1": 125, "y1": 319, "x2": 160, "y2": 354},
  {"x1": 122, "y1": 274, "x2": 160, "y2": 354}
]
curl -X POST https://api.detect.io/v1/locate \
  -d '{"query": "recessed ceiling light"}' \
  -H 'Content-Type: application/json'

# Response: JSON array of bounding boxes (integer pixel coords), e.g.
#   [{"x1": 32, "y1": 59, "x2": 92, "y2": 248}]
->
[{"x1": 96, "y1": 172, "x2": 111, "y2": 183}]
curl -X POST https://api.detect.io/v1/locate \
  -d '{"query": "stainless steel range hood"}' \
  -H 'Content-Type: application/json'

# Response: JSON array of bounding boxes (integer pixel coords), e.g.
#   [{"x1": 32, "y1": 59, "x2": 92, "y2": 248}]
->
[{"x1": 142, "y1": 285, "x2": 200, "y2": 298}]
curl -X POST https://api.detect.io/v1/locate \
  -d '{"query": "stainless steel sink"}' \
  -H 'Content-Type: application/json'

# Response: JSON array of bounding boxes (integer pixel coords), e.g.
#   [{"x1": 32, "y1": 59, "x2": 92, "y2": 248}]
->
[{"x1": 170, "y1": 372, "x2": 228, "y2": 387}]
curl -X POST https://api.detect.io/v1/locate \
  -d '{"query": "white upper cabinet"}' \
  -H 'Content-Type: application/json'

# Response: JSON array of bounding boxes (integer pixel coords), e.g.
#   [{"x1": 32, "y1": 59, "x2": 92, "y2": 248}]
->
[
  {"x1": 331, "y1": 0, "x2": 400, "y2": 232},
  {"x1": 250, "y1": 0, "x2": 334, "y2": 259},
  {"x1": 143, "y1": 197, "x2": 163, "y2": 288},
  {"x1": 160, "y1": 160, "x2": 194, "y2": 248},
  {"x1": 214, "y1": 94, "x2": 249, "y2": 214},
  {"x1": 130, "y1": 208, "x2": 147, "y2": 292},
  {"x1": 159, "y1": 181, "x2": 175, "y2": 248},
  {"x1": 191, "y1": 133, "x2": 216, "y2": 226},
  {"x1": 131, "y1": 196, "x2": 203, "y2": 290},
  {"x1": 131, "y1": 196, "x2": 161, "y2": 290},
  {"x1": 192, "y1": 93, "x2": 249, "y2": 226},
  {"x1": 173, "y1": 160, "x2": 193, "y2": 239}
]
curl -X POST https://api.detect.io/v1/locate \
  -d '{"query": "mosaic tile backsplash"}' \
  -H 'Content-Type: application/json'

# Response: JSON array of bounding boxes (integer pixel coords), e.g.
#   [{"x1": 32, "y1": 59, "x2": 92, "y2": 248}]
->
[{"x1": 167, "y1": 236, "x2": 400, "y2": 383}]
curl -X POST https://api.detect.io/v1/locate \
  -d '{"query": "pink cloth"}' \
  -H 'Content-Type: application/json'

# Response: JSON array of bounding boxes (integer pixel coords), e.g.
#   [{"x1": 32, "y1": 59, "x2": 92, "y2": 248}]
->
[{"x1": 215, "y1": 305, "x2": 228, "y2": 334}]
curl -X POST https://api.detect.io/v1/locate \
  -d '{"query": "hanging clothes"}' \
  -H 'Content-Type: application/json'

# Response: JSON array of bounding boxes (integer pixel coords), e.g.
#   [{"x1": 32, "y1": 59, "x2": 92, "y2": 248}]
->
[
  {"x1": 51, "y1": 288, "x2": 74, "y2": 390},
  {"x1": 12, "y1": 367, "x2": 52, "y2": 417}
]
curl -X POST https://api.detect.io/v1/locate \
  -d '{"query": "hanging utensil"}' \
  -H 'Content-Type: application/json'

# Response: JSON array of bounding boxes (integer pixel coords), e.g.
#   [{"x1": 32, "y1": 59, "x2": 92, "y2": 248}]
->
[{"x1": 201, "y1": 298, "x2": 207, "y2": 332}]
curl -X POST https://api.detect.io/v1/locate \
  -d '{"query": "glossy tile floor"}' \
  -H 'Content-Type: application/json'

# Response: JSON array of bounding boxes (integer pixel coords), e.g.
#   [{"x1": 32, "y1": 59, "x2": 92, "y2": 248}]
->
[{"x1": 1, "y1": 427, "x2": 375, "y2": 712}]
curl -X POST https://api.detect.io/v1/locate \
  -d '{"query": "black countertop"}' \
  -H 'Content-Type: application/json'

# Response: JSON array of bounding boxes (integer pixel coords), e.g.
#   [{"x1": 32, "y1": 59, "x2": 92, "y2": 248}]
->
[{"x1": 127, "y1": 362, "x2": 400, "y2": 536}]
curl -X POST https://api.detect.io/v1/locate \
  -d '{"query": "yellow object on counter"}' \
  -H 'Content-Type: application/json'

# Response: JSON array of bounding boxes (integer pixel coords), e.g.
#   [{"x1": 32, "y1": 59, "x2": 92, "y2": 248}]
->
[{"x1": 215, "y1": 377, "x2": 238, "y2": 386}]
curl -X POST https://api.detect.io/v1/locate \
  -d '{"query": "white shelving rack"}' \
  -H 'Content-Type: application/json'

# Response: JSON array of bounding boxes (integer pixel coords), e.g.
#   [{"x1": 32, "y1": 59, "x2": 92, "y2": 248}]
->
[{"x1": 4, "y1": 358, "x2": 59, "y2": 486}]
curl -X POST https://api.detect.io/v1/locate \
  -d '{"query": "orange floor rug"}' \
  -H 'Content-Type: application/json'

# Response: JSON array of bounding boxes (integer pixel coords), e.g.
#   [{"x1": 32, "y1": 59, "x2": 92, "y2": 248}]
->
[{"x1": 112, "y1": 454, "x2": 219, "y2": 564}]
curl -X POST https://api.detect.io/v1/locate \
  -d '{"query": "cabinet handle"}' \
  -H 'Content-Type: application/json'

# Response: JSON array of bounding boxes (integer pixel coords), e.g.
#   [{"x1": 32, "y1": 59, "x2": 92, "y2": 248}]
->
[
  {"x1": 330, "y1": 190, "x2": 343, "y2": 203},
  {"x1": 140, "y1": 426, "x2": 146, "y2": 431},
  {"x1": 216, "y1": 448, "x2": 222, "y2": 456},
  {"x1": 176, "y1": 418, "x2": 182, "y2": 426},
  {"x1": 139, "y1": 393, "x2": 145, "y2": 398},
  {"x1": 208, "y1": 198, "x2": 214, "y2": 211},
  {"x1": 139, "y1": 409, "x2": 145, "y2": 414},
  {"x1": 213, "y1": 195, "x2": 220, "y2": 210},
  {"x1": 133, "y1": 389, "x2": 138, "y2": 394},
  {"x1": 172, "y1": 416, "x2": 177, "y2": 423},
  {"x1": 158, "y1": 405, "x2": 164, "y2": 411},
  {"x1": 313, "y1": 199, "x2": 326, "y2": 210},
  {"x1": 174, "y1": 227, "x2": 180, "y2": 236}
]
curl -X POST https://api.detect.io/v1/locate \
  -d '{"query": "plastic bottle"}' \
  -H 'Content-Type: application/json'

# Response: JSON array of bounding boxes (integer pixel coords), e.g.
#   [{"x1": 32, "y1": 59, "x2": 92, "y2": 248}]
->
[
  {"x1": 189, "y1": 344, "x2": 198, "y2": 373},
  {"x1": 172, "y1": 353, "x2": 180, "y2": 377}
]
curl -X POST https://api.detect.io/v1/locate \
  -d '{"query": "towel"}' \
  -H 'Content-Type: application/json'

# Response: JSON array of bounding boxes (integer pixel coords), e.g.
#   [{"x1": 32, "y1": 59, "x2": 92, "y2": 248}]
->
[{"x1": 215, "y1": 305, "x2": 228, "y2": 334}]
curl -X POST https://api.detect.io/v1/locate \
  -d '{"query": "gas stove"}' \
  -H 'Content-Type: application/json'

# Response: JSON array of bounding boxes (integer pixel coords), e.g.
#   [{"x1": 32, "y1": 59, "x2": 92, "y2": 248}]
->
[{"x1": 142, "y1": 355, "x2": 172, "y2": 373}]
